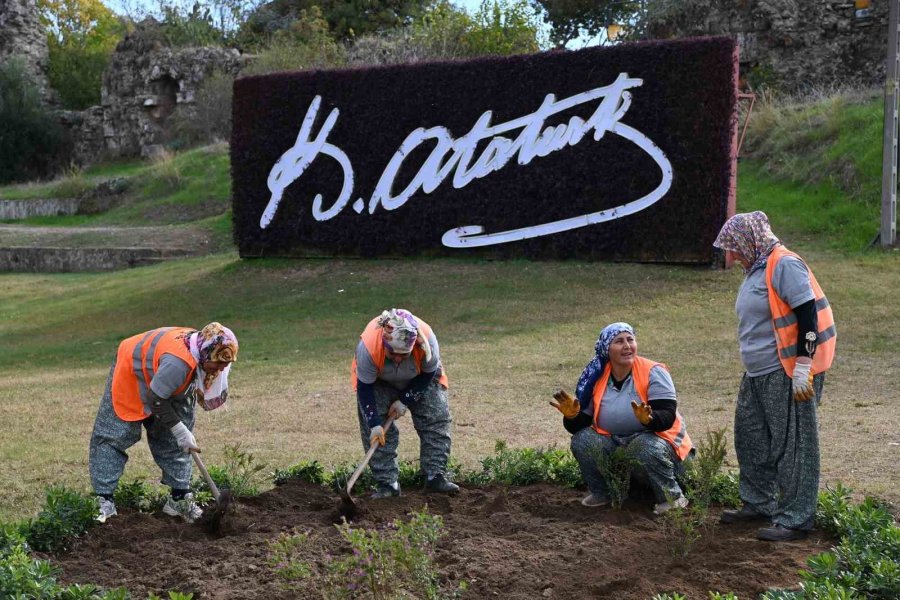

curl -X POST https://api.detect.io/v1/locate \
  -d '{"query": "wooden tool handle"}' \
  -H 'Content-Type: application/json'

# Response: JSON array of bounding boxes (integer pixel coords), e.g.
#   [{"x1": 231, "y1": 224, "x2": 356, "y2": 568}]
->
[
  {"x1": 190, "y1": 450, "x2": 220, "y2": 502},
  {"x1": 346, "y1": 415, "x2": 396, "y2": 494}
]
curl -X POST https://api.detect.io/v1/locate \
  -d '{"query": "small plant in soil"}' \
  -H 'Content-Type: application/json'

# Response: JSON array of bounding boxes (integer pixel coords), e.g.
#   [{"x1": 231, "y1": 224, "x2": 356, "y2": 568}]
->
[
  {"x1": 113, "y1": 479, "x2": 167, "y2": 512},
  {"x1": 593, "y1": 444, "x2": 640, "y2": 509},
  {"x1": 205, "y1": 443, "x2": 268, "y2": 498},
  {"x1": 267, "y1": 529, "x2": 315, "y2": 585}
]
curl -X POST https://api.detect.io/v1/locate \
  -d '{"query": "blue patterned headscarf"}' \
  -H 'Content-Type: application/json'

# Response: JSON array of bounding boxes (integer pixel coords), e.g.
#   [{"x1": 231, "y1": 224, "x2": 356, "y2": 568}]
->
[{"x1": 575, "y1": 322, "x2": 635, "y2": 407}]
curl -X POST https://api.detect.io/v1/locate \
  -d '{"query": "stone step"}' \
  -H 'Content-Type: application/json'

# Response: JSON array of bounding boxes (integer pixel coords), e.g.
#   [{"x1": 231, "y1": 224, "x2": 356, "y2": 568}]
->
[
  {"x1": 0, "y1": 198, "x2": 81, "y2": 219},
  {"x1": 0, "y1": 246, "x2": 196, "y2": 272}
]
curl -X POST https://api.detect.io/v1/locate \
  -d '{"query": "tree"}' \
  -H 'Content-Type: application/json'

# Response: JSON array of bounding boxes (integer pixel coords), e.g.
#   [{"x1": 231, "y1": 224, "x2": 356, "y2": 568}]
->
[
  {"x1": 37, "y1": 0, "x2": 126, "y2": 109},
  {"x1": 530, "y1": 0, "x2": 639, "y2": 48},
  {"x1": 240, "y1": 0, "x2": 433, "y2": 43},
  {"x1": 0, "y1": 58, "x2": 71, "y2": 183},
  {"x1": 465, "y1": 0, "x2": 540, "y2": 56}
]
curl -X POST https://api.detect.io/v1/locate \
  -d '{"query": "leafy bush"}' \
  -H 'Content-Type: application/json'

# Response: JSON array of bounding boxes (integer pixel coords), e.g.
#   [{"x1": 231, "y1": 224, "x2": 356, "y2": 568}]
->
[
  {"x1": 267, "y1": 529, "x2": 314, "y2": 584},
  {"x1": 113, "y1": 479, "x2": 167, "y2": 512},
  {"x1": 594, "y1": 445, "x2": 641, "y2": 509},
  {"x1": 0, "y1": 58, "x2": 71, "y2": 184},
  {"x1": 274, "y1": 460, "x2": 328, "y2": 486},
  {"x1": 682, "y1": 428, "x2": 728, "y2": 507},
  {"x1": 0, "y1": 539, "x2": 134, "y2": 598},
  {"x1": 201, "y1": 443, "x2": 268, "y2": 498},
  {"x1": 465, "y1": 440, "x2": 581, "y2": 488},
  {"x1": 328, "y1": 509, "x2": 465, "y2": 599},
  {"x1": 25, "y1": 487, "x2": 97, "y2": 553}
]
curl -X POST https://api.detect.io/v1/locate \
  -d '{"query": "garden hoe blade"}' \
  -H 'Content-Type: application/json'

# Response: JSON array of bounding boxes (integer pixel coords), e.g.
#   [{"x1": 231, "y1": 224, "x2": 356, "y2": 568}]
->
[
  {"x1": 338, "y1": 416, "x2": 395, "y2": 520},
  {"x1": 191, "y1": 450, "x2": 235, "y2": 534}
]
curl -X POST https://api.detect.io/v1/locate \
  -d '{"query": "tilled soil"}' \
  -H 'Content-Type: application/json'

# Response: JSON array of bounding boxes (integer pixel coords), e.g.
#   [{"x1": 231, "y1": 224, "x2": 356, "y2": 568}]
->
[{"x1": 52, "y1": 481, "x2": 832, "y2": 599}]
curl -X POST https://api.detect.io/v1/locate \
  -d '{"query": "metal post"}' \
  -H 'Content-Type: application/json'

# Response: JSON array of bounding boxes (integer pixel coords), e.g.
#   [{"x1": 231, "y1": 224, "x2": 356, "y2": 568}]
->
[{"x1": 881, "y1": 0, "x2": 899, "y2": 247}]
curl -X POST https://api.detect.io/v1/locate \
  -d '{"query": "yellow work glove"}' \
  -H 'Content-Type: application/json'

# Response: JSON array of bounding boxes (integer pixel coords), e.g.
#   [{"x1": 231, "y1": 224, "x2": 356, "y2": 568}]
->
[
  {"x1": 550, "y1": 389, "x2": 581, "y2": 419},
  {"x1": 370, "y1": 425, "x2": 386, "y2": 447},
  {"x1": 631, "y1": 401, "x2": 653, "y2": 426},
  {"x1": 792, "y1": 357, "x2": 815, "y2": 401}
]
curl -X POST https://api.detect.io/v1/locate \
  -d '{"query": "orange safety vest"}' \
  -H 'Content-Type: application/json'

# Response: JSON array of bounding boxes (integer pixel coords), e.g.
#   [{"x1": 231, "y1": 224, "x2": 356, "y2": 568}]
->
[
  {"x1": 765, "y1": 246, "x2": 836, "y2": 376},
  {"x1": 111, "y1": 327, "x2": 197, "y2": 421},
  {"x1": 591, "y1": 356, "x2": 693, "y2": 461},
  {"x1": 351, "y1": 317, "x2": 449, "y2": 390}
]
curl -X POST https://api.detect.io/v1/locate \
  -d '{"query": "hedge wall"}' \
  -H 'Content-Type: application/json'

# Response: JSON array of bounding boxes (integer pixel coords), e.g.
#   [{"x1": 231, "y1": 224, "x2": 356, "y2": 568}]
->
[{"x1": 232, "y1": 37, "x2": 738, "y2": 262}]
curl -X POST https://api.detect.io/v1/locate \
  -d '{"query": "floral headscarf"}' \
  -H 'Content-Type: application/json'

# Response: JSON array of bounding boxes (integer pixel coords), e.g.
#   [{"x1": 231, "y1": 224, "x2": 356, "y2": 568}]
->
[
  {"x1": 187, "y1": 322, "x2": 238, "y2": 411},
  {"x1": 713, "y1": 211, "x2": 781, "y2": 275},
  {"x1": 575, "y1": 322, "x2": 635, "y2": 407},
  {"x1": 377, "y1": 308, "x2": 419, "y2": 354}
]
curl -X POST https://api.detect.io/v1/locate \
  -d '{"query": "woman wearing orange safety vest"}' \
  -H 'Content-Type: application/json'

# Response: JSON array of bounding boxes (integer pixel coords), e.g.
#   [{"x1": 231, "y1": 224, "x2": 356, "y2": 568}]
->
[
  {"x1": 89, "y1": 323, "x2": 238, "y2": 524},
  {"x1": 714, "y1": 212, "x2": 835, "y2": 542},
  {"x1": 351, "y1": 308, "x2": 457, "y2": 499},
  {"x1": 550, "y1": 322, "x2": 694, "y2": 515}
]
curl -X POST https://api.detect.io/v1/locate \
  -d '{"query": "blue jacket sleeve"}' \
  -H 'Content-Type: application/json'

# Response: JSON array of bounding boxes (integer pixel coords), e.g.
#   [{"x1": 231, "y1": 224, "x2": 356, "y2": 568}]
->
[
  {"x1": 401, "y1": 370, "x2": 436, "y2": 407},
  {"x1": 357, "y1": 380, "x2": 381, "y2": 429}
]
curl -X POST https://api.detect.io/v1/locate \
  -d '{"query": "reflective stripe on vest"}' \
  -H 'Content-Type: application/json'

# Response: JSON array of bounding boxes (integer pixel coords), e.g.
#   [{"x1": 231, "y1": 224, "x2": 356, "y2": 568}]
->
[
  {"x1": 111, "y1": 327, "x2": 196, "y2": 421},
  {"x1": 765, "y1": 247, "x2": 836, "y2": 376},
  {"x1": 590, "y1": 356, "x2": 693, "y2": 461},
  {"x1": 350, "y1": 317, "x2": 449, "y2": 390}
]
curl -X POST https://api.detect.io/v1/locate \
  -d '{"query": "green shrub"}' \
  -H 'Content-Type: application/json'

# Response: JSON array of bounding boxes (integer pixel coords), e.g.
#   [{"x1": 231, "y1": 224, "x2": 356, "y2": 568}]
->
[
  {"x1": 594, "y1": 444, "x2": 640, "y2": 509},
  {"x1": 0, "y1": 58, "x2": 71, "y2": 184},
  {"x1": 328, "y1": 509, "x2": 465, "y2": 599},
  {"x1": 465, "y1": 440, "x2": 581, "y2": 488},
  {"x1": 274, "y1": 460, "x2": 328, "y2": 486},
  {"x1": 266, "y1": 529, "x2": 314, "y2": 584},
  {"x1": 25, "y1": 487, "x2": 97, "y2": 553},
  {"x1": 683, "y1": 428, "x2": 728, "y2": 507},
  {"x1": 202, "y1": 443, "x2": 268, "y2": 498},
  {"x1": 113, "y1": 479, "x2": 167, "y2": 512}
]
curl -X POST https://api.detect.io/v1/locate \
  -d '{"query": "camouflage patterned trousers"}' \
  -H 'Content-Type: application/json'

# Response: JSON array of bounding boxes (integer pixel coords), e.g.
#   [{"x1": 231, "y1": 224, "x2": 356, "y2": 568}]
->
[
  {"x1": 356, "y1": 381, "x2": 452, "y2": 486},
  {"x1": 735, "y1": 370, "x2": 825, "y2": 530},
  {"x1": 570, "y1": 428, "x2": 687, "y2": 503},
  {"x1": 89, "y1": 362, "x2": 194, "y2": 495}
]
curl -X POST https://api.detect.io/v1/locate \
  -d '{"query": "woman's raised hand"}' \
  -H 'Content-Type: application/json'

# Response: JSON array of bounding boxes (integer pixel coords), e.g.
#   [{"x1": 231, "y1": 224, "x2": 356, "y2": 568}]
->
[
  {"x1": 631, "y1": 401, "x2": 653, "y2": 426},
  {"x1": 550, "y1": 389, "x2": 581, "y2": 419}
]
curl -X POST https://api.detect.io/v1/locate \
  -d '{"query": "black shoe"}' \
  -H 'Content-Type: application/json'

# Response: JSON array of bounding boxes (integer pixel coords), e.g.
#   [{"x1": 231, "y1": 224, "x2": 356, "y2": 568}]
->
[
  {"x1": 757, "y1": 524, "x2": 809, "y2": 542},
  {"x1": 371, "y1": 482, "x2": 400, "y2": 499},
  {"x1": 720, "y1": 505, "x2": 768, "y2": 524},
  {"x1": 424, "y1": 474, "x2": 459, "y2": 495}
]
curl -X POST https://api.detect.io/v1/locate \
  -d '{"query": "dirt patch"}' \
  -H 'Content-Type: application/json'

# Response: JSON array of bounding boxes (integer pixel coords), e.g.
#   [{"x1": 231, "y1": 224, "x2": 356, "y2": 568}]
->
[{"x1": 50, "y1": 481, "x2": 832, "y2": 599}]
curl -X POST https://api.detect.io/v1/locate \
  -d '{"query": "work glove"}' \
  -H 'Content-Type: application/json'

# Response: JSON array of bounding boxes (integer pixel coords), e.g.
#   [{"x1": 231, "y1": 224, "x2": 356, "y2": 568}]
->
[
  {"x1": 792, "y1": 357, "x2": 815, "y2": 401},
  {"x1": 631, "y1": 401, "x2": 653, "y2": 426},
  {"x1": 170, "y1": 422, "x2": 200, "y2": 453},
  {"x1": 550, "y1": 389, "x2": 580, "y2": 419},
  {"x1": 388, "y1": 400, "x2": 407, "y2": 420},
  {"x1": 370, "y1": 425, "x2": 386, "y2": 447}
]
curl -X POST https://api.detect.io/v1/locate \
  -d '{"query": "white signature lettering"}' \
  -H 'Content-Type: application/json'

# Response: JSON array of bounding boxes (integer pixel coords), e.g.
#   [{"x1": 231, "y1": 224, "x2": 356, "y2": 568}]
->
[{"x1": 259, "y1": 73, "x2": 673, "y2": 247}]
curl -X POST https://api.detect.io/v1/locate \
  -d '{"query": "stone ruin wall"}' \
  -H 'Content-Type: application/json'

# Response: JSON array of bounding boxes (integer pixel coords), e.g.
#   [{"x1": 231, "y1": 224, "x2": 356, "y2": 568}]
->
[
  {"x1": 649, "y1": 0, "x2": 892, "y2": 91},
  {"x1": 0, "y1": 0, "x2": 50, "y2": 100},
  {"x1": 63, "y1": 23, "x2": 246, "y2": 164}
]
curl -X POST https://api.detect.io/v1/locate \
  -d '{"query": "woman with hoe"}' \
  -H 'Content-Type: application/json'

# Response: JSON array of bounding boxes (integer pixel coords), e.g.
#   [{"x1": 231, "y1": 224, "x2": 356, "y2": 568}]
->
[
  {"x1": 551, "y1": 322, "x2": 693, "y2": 514},
  {"x1": 89, "y1": 322, "x2": 239, "y2": 523},
  {"x1": 351, "y1": 308, "x2": 458, "y2": 498}
]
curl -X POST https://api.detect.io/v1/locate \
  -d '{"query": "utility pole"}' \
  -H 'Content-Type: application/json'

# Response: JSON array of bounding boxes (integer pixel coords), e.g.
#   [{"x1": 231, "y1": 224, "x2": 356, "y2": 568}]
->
[{"x1": 881, "y1": 0, "x2": 899, "y2": 247}]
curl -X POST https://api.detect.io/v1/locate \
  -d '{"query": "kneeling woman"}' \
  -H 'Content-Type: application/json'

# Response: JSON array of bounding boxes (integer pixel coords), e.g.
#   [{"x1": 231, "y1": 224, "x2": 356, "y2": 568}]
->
[{"x1": 551, "y1": 322, "x2": 693, "y2": 514}]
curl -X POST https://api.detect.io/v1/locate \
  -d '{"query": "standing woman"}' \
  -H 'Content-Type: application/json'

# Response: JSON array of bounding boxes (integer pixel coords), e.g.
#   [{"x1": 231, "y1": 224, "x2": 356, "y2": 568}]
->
[
  {"x1": 714, "y1": 211, "x2": 835, "y2": 541},
  {"x1": 89, "y1": 323, "x2": 239, "y2": 523}
]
